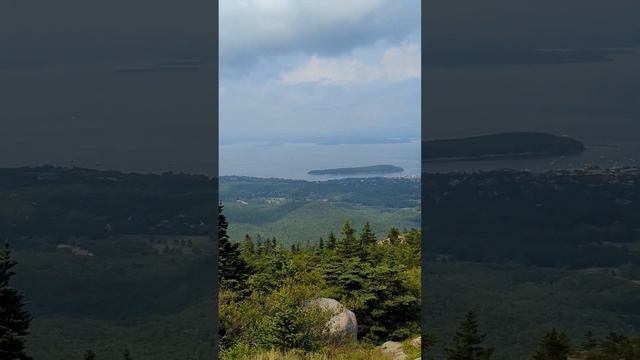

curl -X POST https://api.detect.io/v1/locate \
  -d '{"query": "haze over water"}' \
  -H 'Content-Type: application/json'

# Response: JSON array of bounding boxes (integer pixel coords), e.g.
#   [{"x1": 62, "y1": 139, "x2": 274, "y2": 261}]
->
[{"x1": 220, "y1": 140, "x2": 421, "y2": 180}]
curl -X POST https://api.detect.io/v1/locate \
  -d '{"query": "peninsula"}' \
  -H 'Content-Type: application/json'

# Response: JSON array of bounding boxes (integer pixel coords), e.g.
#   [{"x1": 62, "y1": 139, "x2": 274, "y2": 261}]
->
[{"x1": 423, "y1": 132, "x2": 585, "y2": 162}]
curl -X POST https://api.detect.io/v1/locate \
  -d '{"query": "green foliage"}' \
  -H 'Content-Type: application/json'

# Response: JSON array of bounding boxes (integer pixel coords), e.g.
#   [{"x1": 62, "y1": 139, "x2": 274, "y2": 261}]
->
[
  {"x1": 360, "y1": 222, "x2": 376, "y2": 248},
  {"x1": 422, "y1": 132, "x2": 584, "y2": 160},
  {"x1": 582, "y1": 333, "x2": 640, "y2": 360},
  {"x1": 424, "y1": 261, "x2": 640, "y2": 359},
  {"x1": 219, "y1": 211, "x2": 421, "y2": 357},
  {"x1": 254, "y1": 292, "x2": 325, "y2": 353},
  {"x1": 327, "y1": 232, "x2": 337, "y2": 250},
  {"x1": 218, "y1": 204, "x2": 251, "y2": 292},
  {"x1": 0, "y1": 244, "x2": 32, "y2": 360},
  {"x1": 336, "y1": 221, "x2": 360, "y2": 259},
  {"x1": 581, "y1": 331, "x2": 598, "y2": 351},
  {"x1": 444, "y1": 311, "x2": 494, "y2": 360},
  {"x1": 424, "y1": 169, "x2": 640, "y2": 269},
  {"x1": 240, "y1": 234, "x2": 255, "y2": 258},
  {"x1": 533, "y1": 329, "x2": 571, "y2": 360}
]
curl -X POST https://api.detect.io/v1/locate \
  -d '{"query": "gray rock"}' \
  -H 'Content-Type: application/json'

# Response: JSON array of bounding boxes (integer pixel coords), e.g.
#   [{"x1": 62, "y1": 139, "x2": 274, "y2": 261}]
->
[
  {"x1": 306, "y1": 298, "x2": 357, "y2": 341},
  {"x1": 380, "y1": 341, "x2": 407, "y2": 360}
]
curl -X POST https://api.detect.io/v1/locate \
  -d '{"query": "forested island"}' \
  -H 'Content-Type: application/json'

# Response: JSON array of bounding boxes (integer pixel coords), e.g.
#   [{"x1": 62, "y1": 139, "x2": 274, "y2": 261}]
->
[
  {"x1": 423, "y1": 132, "x2": 585, "y2": 162},
  {"x1": 308, "y1": 164, "x2": 403, "y2": 175}
]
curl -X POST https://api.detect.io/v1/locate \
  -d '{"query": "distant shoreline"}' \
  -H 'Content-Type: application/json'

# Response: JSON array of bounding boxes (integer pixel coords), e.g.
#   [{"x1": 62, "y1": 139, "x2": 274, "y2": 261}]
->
[{"x1": 422, "y1": 151, "x2": 583, "y2": 163}]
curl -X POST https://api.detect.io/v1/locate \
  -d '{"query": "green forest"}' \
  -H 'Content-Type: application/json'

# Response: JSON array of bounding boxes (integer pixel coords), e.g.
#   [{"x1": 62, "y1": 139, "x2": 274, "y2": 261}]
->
[
  {"x1": 1, "y1": 166, "x2": 640, "y2": 359},
  {"x1": 218, "y1": 204, "x2": 422, "y2": 359},
  {"x1": 422, "y1": 132, "x2": 585, "y2": 161}
]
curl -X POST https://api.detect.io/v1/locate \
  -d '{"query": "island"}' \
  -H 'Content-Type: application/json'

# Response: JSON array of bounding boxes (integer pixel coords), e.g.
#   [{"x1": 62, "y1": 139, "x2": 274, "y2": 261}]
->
[
  {"x1": 308, "y1": 164, "x2": 404, "y2": 176},
  {"x1": 422, "y1": 132, "x2": 585, "y2": 162}
]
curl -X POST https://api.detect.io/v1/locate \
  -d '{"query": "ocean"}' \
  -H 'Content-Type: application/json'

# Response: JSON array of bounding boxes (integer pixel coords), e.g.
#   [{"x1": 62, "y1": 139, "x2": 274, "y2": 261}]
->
[{"x1": 220, "y1": 140, "x2": 421, "y2": 180}]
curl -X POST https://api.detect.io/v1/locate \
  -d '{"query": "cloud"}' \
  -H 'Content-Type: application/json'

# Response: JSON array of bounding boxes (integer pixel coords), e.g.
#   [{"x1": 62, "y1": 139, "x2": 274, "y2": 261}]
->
[
  {"x1": 280, "y1": 42, "x2": 420, "y2": 86},
  {"x1": 220, "y1": 0, "x2": 420, "y2": 69}
]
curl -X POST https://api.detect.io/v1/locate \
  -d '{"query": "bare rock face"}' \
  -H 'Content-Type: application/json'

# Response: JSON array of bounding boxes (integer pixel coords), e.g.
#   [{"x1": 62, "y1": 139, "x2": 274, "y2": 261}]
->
[
  {"x1": 380, "y1": 341, "x2": 407, "y2": 360},
  {"x1": 306, "y1": 298, "x2": 357, "y2": 341}
]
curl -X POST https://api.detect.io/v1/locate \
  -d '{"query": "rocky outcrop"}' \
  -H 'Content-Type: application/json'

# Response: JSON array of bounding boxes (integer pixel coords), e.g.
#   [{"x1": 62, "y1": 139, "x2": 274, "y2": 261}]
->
[
  {"x1": 380, "y1": 341, "x2": 407, "y2": 360},
  {"x1": 305, "y1": 298, "x2": 357, "y2": 342},
  {"x1": 410, "y1": 336, "x2": 421, "y2": 349}
]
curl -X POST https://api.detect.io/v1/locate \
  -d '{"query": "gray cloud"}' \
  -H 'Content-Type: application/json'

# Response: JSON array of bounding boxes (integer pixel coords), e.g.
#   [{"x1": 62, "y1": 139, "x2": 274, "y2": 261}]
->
[{"x1": 220, "y1": 0, "x2": 420, "y2": 71}]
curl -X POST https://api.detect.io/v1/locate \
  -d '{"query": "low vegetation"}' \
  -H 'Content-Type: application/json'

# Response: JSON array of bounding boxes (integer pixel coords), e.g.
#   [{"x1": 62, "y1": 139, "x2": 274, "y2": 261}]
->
[{"x1": 218, "y1": 204, "x2": 422, "y2": 359}]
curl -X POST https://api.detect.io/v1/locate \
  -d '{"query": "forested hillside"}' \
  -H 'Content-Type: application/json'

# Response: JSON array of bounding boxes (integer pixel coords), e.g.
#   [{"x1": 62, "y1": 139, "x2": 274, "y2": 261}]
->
[
  {"x1": 3, "y1": 166, "x2": 640, "y2": 359},
  {"x1": 218, "y1": 205, "x2": 422, "y2": 359},
  {"x1": 422, "y1": 167, "x2": 640, "y2": 359}
]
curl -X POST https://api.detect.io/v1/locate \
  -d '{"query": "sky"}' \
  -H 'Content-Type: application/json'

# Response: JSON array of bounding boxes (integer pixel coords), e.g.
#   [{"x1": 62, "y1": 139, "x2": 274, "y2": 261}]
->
[
  {"x1": 1, "y1": 0, "x2": 638, "y2": 174},
  {"x1": 219, "y1": 0, "x2": 421, "y2": 144},
  {"x1": 423, "y1": 0, "x2": 640, "y2": 143},
  {"x1": 0, "y1": 0, "x2": 218, "y2": 174}
]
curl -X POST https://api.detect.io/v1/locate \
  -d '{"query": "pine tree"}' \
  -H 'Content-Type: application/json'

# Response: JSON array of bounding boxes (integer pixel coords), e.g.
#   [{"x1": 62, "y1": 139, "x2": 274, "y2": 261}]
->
[
  {"x1": 256, "y1": 235, "x2": 263, "y2": 255},
  {"x1": 327, "y1": 232, "x2": 337, "y2": 250},
  {"x1": 218, "y1": 204, "x2": 250, "y2": 291},
  {"x1": 337, "y1": 220, "x2": 359, "y2": 258},
  {"x1": 240, "y1": 234, "x2": 255, "y2": 258},
  {"x1": 257, "y1": 294, "x2": 309, "y2": 353},
  {"x1": 360, "y1": 222, "x2": 377, "y2": 248},
  {"x1": 533, "y1": 329, "x2": 571, "y2": 360},
  {"x1": 423, "y1": 332, "x2": 438, "y2": 355},
  {"x1": 0, "y1": 243, "x2": 32, "y2": 360},
  {"x1": 581, "y1": 331, "x2": 598, "y2": 351},
  {"x1": 318, "y1": 237, "x2": 324, "y2": 250},
  {"x1": 444, "y1": 311, "x2": 494, "y2": 360}
]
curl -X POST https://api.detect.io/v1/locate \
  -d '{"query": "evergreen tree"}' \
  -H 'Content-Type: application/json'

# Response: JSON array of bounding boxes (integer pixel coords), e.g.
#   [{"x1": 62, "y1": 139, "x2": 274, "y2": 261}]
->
[
  {"x1": 256, "y1": 236, "x2": 263, "y2": 255},
  {"x1": 218, "y1": 204, "x2": 250, "y2": 291},
  {"x1": 240, "y1": 234, "x2": 255, "y2": 258},
  {"x1": 533, "y1": 329, "x2": 571, "y2": 360},
  {"x1": 256, "y1": 295, "x2": 309, "y2": 353},
  {"x1": 318, "y1": 237, "x2": 324, "y2": 250},
  {"x1": 360, "y1": 222, "x2": 377, "y2": 248},
  {"x1": 337, "y1": 220, "x2": 359, "y2": 258},
  {"x1": 262, "y1": 237, "x2": 275, "y2": 254},
  {"x1": 327, "y1": 232, "x2": 337, "y2": 250},
  {"x1": 82, "y1": 350, "x2": 96, "y2": 360},
  {"x1": 444, "y1": 311, "x2": 494, "y2": 360},
  {"x1": 0, "y1": 243, "x2": 32, "y2": 360},
  {"x1": 581, "y1": 331, "x2": 598, "y2": 351},
  {"x1": 423, "y1": 332, "x2": 439, "y2": 359}
]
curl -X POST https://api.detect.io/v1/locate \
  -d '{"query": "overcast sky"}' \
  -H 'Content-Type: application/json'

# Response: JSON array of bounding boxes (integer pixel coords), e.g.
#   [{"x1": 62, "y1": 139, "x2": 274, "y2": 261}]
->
[
  {"x1": 1, "y1": 0, "x2": 638, "y2": 173},
  {"x1": 219, "y1": 0, "x2": 421, "y2": 143}
]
